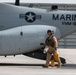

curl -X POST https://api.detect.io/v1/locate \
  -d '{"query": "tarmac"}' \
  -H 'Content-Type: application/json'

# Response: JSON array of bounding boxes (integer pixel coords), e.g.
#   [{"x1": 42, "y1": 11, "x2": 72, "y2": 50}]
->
[{"x1": 0, "y1": 48, "x2": 76, "y2": 75}]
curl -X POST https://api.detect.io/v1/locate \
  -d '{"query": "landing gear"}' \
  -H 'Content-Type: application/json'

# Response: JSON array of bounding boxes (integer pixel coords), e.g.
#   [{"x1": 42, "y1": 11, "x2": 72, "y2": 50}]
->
[
  {"x1": 23, "y1": 49, "x2": 66, "y2": 65},
  {"x1": 60, "y1": 57, "x2": 66, "y2": 65}
]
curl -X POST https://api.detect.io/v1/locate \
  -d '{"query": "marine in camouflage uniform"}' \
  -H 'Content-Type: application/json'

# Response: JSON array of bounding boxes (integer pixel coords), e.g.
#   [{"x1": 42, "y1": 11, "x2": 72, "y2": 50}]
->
[{"x1": 43, "y1": 30, "x2": 62, "y2": 68}]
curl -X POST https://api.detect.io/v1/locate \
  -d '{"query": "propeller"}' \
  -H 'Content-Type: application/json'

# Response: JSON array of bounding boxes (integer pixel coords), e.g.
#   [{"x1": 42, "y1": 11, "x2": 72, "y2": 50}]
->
[{"x1": 15, "y1": 0, "x2": 20, "y2": 6}]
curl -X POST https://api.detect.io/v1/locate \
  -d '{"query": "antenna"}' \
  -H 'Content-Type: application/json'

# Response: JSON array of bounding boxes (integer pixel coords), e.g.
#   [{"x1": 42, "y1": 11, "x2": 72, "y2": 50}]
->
[
  {"x1": 51, "y1": 5, "x2": 58, "y2": 10},
  {"x1": 15, "y1": 0, "x2": 20, "y2": 6}
]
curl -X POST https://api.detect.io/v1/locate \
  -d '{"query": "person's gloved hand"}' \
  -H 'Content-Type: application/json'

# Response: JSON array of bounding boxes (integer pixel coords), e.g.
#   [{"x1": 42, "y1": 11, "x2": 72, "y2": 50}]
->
[
  {"x1": 55, "y1": 47, "x2": 57, "y2": 50},
  {"x1": 40, "y1": 43, "x2": 44, "y2": 45}
]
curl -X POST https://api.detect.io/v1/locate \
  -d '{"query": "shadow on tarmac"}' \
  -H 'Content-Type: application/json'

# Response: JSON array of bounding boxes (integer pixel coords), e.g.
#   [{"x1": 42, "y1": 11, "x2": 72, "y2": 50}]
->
[
  {"x1": 0, "y1": 63, "x2": 43, "y2": 66},
  {"x1": 0, "y1": 63, "x2": 76, "y2": 69},
  {"x1": 61, "y1": 64, "x2": 76, "y2": 69}
]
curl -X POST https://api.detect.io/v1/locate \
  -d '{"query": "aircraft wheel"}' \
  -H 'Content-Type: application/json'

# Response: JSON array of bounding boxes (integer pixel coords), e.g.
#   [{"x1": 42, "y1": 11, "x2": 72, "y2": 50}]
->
[{"x1": 60, "y1": 57, "x2": 66, "y2": 65}]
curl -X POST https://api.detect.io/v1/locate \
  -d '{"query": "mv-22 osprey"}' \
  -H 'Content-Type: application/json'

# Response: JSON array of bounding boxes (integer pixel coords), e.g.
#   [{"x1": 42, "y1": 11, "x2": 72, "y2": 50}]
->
[{"x1": 0, "y1": 0, "x2": 76, "y2": 64}]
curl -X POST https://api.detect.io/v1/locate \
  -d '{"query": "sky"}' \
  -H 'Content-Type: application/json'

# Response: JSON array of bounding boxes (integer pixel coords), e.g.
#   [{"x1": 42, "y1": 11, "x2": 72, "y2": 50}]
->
[{"x1": 0, "y1": 0, "x2": 76, "y2": 4}]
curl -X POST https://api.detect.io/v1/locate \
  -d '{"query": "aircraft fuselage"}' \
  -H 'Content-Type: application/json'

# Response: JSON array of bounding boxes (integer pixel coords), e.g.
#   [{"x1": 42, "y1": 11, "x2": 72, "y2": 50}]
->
[{"x1": 0, "y1": 3, "x2": 76, "y2": 55}]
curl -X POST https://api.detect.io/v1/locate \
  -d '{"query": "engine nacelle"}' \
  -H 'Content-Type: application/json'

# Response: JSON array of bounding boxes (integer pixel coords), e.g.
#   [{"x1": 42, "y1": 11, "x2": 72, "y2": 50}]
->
[{"x1": 0, "y1": 25, "x2": 61, "y2": 55}]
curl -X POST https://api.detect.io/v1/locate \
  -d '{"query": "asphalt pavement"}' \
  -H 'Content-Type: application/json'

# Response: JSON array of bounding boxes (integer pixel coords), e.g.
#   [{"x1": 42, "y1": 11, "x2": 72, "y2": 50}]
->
[{"x1": 0, "y1": 48, "x2": 76, "y2": 75}]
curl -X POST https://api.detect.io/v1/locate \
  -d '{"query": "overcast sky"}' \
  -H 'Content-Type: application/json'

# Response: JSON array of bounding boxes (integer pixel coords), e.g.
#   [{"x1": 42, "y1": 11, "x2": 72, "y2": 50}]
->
[{"x1": 0, "y1": 0, "x2": 76, "y2": 4}]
